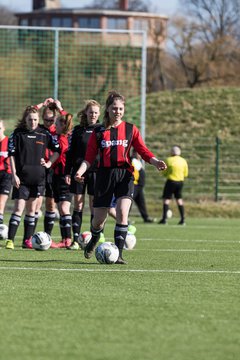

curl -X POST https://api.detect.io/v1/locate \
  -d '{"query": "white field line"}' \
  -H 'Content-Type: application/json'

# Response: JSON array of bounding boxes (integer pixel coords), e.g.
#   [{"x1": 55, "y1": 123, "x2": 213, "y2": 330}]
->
[
  {"x1": 134, "y1": 249, "x2": 240, "y2": 252},
  {"x1": 0, "y1": 266, "x2": 240, "y2": 274}
]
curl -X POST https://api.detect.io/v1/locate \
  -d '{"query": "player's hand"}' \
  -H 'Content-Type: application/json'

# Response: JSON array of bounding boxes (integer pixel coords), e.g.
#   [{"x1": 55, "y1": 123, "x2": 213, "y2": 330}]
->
[
  {"x1": 74, "y1": 172, "x2": 84, "y2": 183},
  {"x1": 54, "y1": 99, "x2": 63, "y2": 111},
  {"x1": 156, "y1": 160, "x2": 167, "y2": 171},
  {"x1": 40, "y1": 158, "x2": 52, "y2": 169},
  {"x1": 65, "y1": 175, "x2": 71, "y2": 185},
  {"x1": 12, "y1": 174, "x2": 20, "y2": 188},
  {"x1": 43, "y1": 98, "x2": 54, "y2": 106}
]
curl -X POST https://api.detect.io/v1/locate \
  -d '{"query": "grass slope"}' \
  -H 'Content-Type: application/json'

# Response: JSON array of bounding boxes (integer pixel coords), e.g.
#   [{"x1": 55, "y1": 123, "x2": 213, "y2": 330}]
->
[{"x1": 0, "y1": 216, "x2": 239, "y2": 360}]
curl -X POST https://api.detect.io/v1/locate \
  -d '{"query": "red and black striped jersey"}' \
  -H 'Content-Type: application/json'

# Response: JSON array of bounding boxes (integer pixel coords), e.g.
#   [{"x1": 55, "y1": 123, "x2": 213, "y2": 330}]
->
[
  {"x1": 0, "y1": 136, "x2": 11, "y2": 174},
  {"x1": 85, "y1": 121, "x2": 155, "y2": 173}
]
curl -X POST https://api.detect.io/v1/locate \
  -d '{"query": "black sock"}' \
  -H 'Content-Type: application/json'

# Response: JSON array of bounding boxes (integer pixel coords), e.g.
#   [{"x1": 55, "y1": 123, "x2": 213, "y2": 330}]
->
[
  {"x1": 0, "y1": 214, "x2": 3, "y2": 224},
  {"x1": 90, "y1": 226, "x2": 102, "y2": 246},
  {"x1": 33, "y1": 212, "x2": 39, "y2": 233},
  {"x1": 44, "y1": 211, "x2": 56, "y2": 235},
  {"x1": 8, "y1": 214, "x2": 21, "y2": 241},
  {"x1": 24, "y1": 215, "x2": 35, "y2": 241},
  {"x1": 72, "y1": 210, "x2": 82, "y2": 243},
  {"x1": 162, "y1": 204, "x2": 169, "y2": 221},
  {"x1": 178, "y1": 205, "x2": 185, "y2": 222},
  {"x1": 60, "y1": 214, "x2": 72, "y2": 240},
  {"x1": 114, "y1": 223, "x2": 128, "y2": 258}
]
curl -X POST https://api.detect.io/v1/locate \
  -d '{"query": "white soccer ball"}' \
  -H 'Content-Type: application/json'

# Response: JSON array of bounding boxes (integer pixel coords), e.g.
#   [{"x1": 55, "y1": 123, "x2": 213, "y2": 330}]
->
[
  {"x1": 95, "y1": 242, "x2": 119, "y2": 264},
  {"x1": 32, "y1": 231, "x2": 52, "y2": 251},
  {"x1": 78, "y1": 231, "x2": 92, "y2": 250},
  {"x1": 124, "y1": 233, "x2": 137, "y2": 250},
  {"x1": 167, "y1": 209, "x2": 173, "y2": 219},
  {"x1": 0, "y1": 224, "x2": 8, "y2": 240}
]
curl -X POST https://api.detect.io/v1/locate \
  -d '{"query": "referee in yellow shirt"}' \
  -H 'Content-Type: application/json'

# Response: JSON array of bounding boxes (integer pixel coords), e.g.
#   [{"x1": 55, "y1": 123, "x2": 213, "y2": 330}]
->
[{"x1": 159, "y1": 146, "x2": 188, "y2": 225}]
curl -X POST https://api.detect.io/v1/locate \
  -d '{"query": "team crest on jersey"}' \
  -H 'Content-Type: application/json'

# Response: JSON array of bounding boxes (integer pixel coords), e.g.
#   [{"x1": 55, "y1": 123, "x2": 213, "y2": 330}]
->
[{"x1": 101, "y1": 139, "x2": 128, "y2": 148}]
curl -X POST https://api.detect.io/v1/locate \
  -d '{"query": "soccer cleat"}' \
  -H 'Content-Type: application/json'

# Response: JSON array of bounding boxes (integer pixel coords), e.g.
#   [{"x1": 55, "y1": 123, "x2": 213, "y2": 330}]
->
[
  {"x1": 64, "y1": 238, "x2": 72, "y2": 248},
  {"x1": 178, "y1": 220, "x2": 186, "y2": 226},
  {"x1": 84, "y1": 238, "x2": 98, "y2": 259},
  {"x1": 5, "y1": 239, "x2": 14, "y2": 250},
  {"x1": 24, "y1": 238, "x2": 33, "y2": 249},
  {"x1": 144, "y1": 218, "x2": 154, "y2": 224},
  {"x1": 57, "y1": 238, "x2": 72, "y2": 248},
  {"x1": 98, "y1": 232, "x2": 105, "y2": 244},
  {"x1": 128, "y1": 224, "x2": 137, "y2": 235},
  {"x1": 67, "y1": 241, "x2": 80, "y2": 250},
  {"x1": 158, "y1": 219, "x2": 167, "y2": 225},
  {"x1": 50, "y1": 240, "x2": 59, "y2": 249},
  {"x1": 115, "y1": 257, "x2": 127, "y2": 265}
]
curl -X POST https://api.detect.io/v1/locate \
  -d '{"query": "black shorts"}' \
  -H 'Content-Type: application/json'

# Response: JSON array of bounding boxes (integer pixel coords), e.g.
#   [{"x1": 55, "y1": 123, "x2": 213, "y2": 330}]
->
[
  {"x1": 45, "y1": 168, "x2": 54, "y2": 198},
  {"x1": 12, "y1": 184, "x2": 45, "y2": 200},
  {"x1": 52, "y1": 174, "x2": 72, "y2": 203},
  {"x1": 45, "y1": 181, "x2": 54, "y2": 198},
  {"x1": 93, "y1": 168, "x2": 134, "y2": 208},
  {"x1": 0, "y1": 171, "x2": 12, "y2": 195},
  {"x1": 70, "y1": 171, "x2": 96, "y2": 196},
  {"x1": 162, "y1": 179, "x2": 184, "y2": 200}
]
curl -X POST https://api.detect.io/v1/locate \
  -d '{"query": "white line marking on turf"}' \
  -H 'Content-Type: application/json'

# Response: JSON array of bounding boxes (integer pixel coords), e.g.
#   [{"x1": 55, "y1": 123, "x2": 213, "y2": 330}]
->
[
  {"x1": 135, "y1": 249, "x2": 240, "y2": 252},
  {"x1": 0, "y1": 266, "x2": 240, "y2": 274},
  {"x1": 141, "y1": 238, "x2": 240, "y2": 243}
]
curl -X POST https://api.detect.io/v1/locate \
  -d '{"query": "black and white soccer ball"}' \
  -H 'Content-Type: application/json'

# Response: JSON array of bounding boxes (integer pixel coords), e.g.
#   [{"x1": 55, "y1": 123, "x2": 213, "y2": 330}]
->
[
  {"x1": 32, "y1": 231, "x2": 52, "y2": 251},
  {"x1": 124, "y1": 233, "x2": 137, "y2": 250},
  {"x1": 78, "y1": 231, "x2": 92, "y2": 250},
  {"x1": 95, "y1": 242, "x2": 119, "y2": 264},
  {"x1": 0, "y1": 224, "x2": 8, "y2": 240}
]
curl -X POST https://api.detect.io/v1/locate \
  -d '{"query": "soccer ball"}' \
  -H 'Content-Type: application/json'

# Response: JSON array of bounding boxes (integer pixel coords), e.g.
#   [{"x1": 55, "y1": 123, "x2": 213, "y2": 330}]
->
[
  {"x1": 95, "y1": 242, "x2": 119, "y2": 264},
  {"x1": 167, "y1": 209, "x2": 173, "y2": 219},
  {"x1": 0, "y1": 224, "x2": 8, "y2": 240},
  {"x1": 78, "y1": 231, "x2": 92, "y2": 250},
  {"x1": 32, "y1": 231, "x2": 52, "y2": 251},
  {"x1": 124, "y1": 233, "x2": 137, "y2": 250}
]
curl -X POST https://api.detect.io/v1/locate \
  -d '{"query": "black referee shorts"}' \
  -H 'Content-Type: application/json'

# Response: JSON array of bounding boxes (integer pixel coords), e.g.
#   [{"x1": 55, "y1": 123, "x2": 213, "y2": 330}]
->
[
  {"x1": 93, "y1": 168, "x2": 134, "y2": 208},
  {"x1": 162, "y1": 179, "x2": 184, "y2": 200}
]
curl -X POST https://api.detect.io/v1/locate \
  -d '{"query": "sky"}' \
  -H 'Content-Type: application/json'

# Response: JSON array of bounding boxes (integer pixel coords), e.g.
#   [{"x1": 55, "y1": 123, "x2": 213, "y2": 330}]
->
[{"x1": 0, "y1": 0, "x2": 180, "y2": 16}]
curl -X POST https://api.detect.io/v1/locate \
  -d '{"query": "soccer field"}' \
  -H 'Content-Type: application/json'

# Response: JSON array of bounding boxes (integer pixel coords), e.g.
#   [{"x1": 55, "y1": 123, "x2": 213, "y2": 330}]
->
[{"x1": 0, "y1": 217, "x2": 239, "y2": 360}]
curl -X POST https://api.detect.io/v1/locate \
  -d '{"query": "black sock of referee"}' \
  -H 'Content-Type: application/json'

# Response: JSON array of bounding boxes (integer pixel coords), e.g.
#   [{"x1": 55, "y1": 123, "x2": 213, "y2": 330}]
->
[
  {"x1": 162, "y1": 204, "x2": 169, "y2": 221},
  {"x1": 114, "y1": 223, "x2": 128, "y2": 258},
  {"x1": 8, "y1": 214, "x2": 21, "y2": 241},
  {"x1": 178, "y1": 204, "x2": 185, "y2": 222}
]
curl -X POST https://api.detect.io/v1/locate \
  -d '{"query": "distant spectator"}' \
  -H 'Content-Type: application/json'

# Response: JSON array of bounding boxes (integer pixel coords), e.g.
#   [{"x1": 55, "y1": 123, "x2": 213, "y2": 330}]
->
[
  {"x1": 131, "y1": 150, "x2": 154, "y2": 223},
  {"x1": 159, "y1": 145, "x2": 188, "y2": 225}
]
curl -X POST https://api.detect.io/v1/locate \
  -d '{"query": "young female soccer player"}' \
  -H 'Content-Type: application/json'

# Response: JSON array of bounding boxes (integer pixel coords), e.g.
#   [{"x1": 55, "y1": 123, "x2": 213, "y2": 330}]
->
[
  {"x1": 6, "y1": 106, "x2": 60, "y2": 250},
  {"x1": 42, "y1": 112, "x2": 73, "y2": 248},
  {"x1": 65, "y1": 100, "x2": 101, "y2": 250},
  {"x1": 75, "y1": 90, "x2": 167, "y2": 264},
  {"x1": 0, "y1": 120, "x2": 12, "y2": 225}
]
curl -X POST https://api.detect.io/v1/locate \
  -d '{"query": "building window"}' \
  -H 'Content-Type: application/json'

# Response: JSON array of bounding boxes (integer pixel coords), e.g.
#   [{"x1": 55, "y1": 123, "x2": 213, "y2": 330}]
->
[
  {"x1": 107, "y1": 18, "x2": 127, "y2": 30},
  {"x1": 78, "y1": 17, "x2": 100, "y2": 29},
  {"x1": 32, "y1": 18, "x2": 47, "y2": 27},
  {"x1": 20, "y1": 18, "x2": 29, "y2": 26},
  {"x1": 51, "y1": 17, "x2": 72, "y2": 27},
  {"x1": 133, "y1": 19, "x2": 148, "y2": 31}
]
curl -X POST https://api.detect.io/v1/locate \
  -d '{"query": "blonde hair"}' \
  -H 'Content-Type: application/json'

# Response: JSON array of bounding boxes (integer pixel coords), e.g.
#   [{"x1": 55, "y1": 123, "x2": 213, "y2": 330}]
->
[
  {"x1": 57, "y1": 113, "x2": 73, "y2": 135},
  {"x1": 77, "y1": 99, "x2": 101, "y2": 127},
  {"x1": 103, "y1": 90, "x2": 125, "y2": 128}
]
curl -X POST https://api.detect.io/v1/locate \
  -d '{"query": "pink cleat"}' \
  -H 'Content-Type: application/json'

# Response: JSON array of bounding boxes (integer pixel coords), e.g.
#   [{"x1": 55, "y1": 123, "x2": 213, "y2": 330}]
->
[
  {"x1": 24, "y1": 238, "x2": 33, "y2": 249},
  {"x1": 50, "y1": 239, "x2": 59, "y2": 249},
  {"x1": 65, "y1": 238, "x2": 72, "y2": 248}
]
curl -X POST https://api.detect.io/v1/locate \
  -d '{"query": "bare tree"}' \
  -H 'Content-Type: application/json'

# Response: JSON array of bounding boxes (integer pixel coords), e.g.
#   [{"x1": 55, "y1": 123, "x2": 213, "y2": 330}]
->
[
  {"x1": 88, "y1": 0, "x2": 149, "y2": 11},
  {"x1": 0, "y1": 6, "x2": 17, "y2": 25},
  {"x1": 167, "y1": 0, "x2": 240, "y2": 88}
]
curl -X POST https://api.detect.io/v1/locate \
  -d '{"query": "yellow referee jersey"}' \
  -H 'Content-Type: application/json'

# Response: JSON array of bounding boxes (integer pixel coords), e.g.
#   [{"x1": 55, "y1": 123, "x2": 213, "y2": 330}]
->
[{"x1": 163, "y1": 155, "x2": 188, "y2": 181}]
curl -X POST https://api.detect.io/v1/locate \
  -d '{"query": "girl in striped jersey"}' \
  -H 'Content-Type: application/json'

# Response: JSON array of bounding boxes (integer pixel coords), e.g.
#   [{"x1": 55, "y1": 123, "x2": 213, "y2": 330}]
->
[
  {"x1": 0, "y1": 120, "x2": 12, "y2": 225},
  {"x1": 75, "y1": 90, "x2": 167, "y2": 264}
]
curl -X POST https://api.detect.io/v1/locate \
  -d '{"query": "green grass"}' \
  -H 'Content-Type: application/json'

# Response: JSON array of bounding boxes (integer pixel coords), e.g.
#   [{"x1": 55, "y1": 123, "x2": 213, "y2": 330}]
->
[{"x1": 0, "y1": 216, "x2": 240, "y2": 360}]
